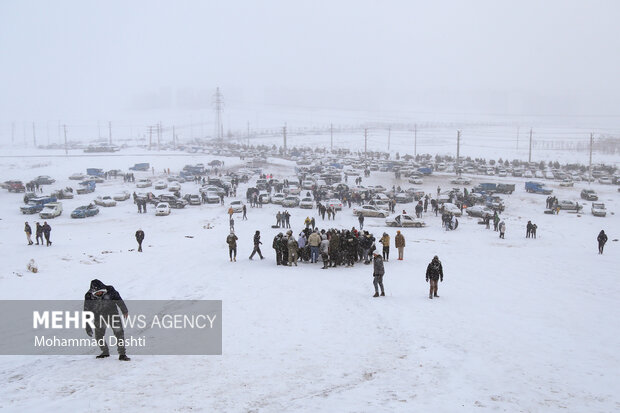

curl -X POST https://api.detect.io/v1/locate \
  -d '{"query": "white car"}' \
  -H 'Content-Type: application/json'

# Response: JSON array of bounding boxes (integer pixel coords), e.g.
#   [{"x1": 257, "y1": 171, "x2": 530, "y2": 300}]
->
[
  {"x1": 408, "y1": 177, "x2": 423, "y2": 185},
  {"x1": 286, "y1": 184, "x2": 301, "y2": 195},
  {"x1": 154, "y1": 180, "x2": 168, "y2": 190},
  {"x1": 228, "y1": 200, "x2": 245, "y2": 213},
  {"x1": 326, "y1": 198, "x2": 343, "y2": 211},
  {"x1": 299, "y1": 197, "x2": 314, "y2": 209},
  {"x1": 301, "y1": 180, "x2": 315, "y2": 190},
  {"x1": 204, "y1": 192, "x2": 220, "y2": 204},
  {"x1": 591, "y1": 203, "x2": 606, "y2": 217},
  {"x1": 136, "y1": 179, "x2": 152, "y2": 188},
  {"x1": 94, "y1": 196, "x2": 117, "y2": 207},
  {"x1": 441, "y1": 202, "x2": 462, "y2": 216},
  {"x1": 155, "y1": 202, "x2": 171, "y2": 216},
  {"x1": 258, "y1": 191, "x2": 270, "y2": 204},
  {"x1": 598, "y1": 177, "x2": 612, "y2": 184},
  {"x1": 271, "y1": 193, "x2": 286, "y2": 204},
  {"x1": 168, "y1": 182, "x2": 181, "y2": 192},
  {"x1": 450, "y1": 177, "x2": 472, "y2": 185},
  {"x1": 353, "y1": 204, "x2": 389, "y2": 218},
  {"x1": 498, "y1": 170, "x2": 508, "y2": 177},
  {"x1": 69, "y1": 173, "x2": 87, "y2": 180},
  {"x1": 39, "y1": 202, "x2": 63, "y2": 219},
  {"x1": 385, "y1": 214, "x2": 425, "y2": 227},
  {"x1": 465, "y1": 205, "x2": 494, "y2": 218},
  {"x1": 113, "y1": 191, "x2": 131, "y2": 201},
  {"x1": 282, "y1": 196, "x2": 300, "y2": 208}
]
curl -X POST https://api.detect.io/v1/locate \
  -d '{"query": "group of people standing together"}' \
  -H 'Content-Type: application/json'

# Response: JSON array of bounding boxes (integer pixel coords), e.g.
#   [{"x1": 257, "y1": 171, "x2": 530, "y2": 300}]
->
[{"x1": 24, "y1": 221, "x2": 52, "y2": 246}]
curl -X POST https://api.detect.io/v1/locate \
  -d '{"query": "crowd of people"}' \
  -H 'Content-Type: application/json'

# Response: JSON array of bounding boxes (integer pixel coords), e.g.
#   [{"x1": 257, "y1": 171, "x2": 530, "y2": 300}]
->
[{"x1": 24, "y1": 221, "x2": 52, "y2": 246}]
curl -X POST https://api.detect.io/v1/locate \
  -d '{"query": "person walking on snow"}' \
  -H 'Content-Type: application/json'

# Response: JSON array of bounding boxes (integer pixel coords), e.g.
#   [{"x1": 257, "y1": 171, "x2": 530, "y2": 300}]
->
[
  {"x1": 249, "y1": 230, "x2": 264, "y2": 260},
  {"x1": 42, "y1": 221, "x2": 52, "y2": 246},
  {"x1": 226, "y1": 231, "x2": 238, "y2": 261},
  {"x1": 35, "y1": 222, "x2": 43, "y2": 245},
  {"x1": 597, "y1": 230, "x2": 608, "y2": 254},
  {"x1": 135, "y1": 229, "x2": 145, "y2": 252},
  {"x1": 24, "y1": 222, "x2": 33, "y2": 245},
  {"x1": 426, "y1": 256, "x2": 443, "y2": 299},
  {"x1": 372, "y1": 253, "x2": 385, "y2": 297},
  {"x1": 358, "y1": 214, "x2": 364, "y2": 230},
  {"x1": 499, "y1": 221, "x2": 506, "y2": 239},
  {"x1": 242, "y1": 204, "x2": 247, "y2": 220}
]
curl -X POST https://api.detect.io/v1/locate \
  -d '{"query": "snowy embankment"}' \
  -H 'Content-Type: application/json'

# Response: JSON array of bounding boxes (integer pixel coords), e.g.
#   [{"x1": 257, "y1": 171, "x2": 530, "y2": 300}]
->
[{"x1": 0, "y1": 151, "x2": 618, "y2": 412}]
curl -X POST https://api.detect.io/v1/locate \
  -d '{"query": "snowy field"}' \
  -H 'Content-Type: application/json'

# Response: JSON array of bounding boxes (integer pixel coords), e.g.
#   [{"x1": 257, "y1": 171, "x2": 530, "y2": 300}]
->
[{"x1": 0, "y1": 148, "x2": 619, "y2": 412}]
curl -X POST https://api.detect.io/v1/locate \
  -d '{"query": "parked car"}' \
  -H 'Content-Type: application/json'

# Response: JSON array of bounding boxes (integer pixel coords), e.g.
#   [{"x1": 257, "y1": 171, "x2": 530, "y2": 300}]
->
[
  {"x1": 200, "y1": 185, "x2": 225, "y2": 196},
  {"x1": 155, "y1": 202, "x2": 171, "y2": 216},
  {"x1": 76, "y1": 180, "x2": 96, "y2": 194},
  {"x1": 84, "y1": 175, "x2": 104, "y2": 184},
  {"x1": 281, "y1": 196, "x2": 300, "y2": 208},
  {"x1": 6, "y1": 180, "x2": 26, "y2": 192},
  {"x1": 580, "y1": 189, "x2": 598, "y2": 201},
  {"x1": 94, "y1": 196, "x2": 117, "y2": 207},
  {"x1": 168, "y1": 182, "x2": 181, "y2": 192},
  {"x1": 258, "y1": 191, "x2": 270, "y2": 204},
  {"x1": 598, "y1": 177, "x2": 612, "y2": 185},
  {"x1": 285, "y1": 183, "x2": 301, "y2": 195},
  {"x1": 465, "y1": 205, "x2": 495, "y2": 218},
  {"x1": 71, "y1": 204, "x2": 99, "y2": 218},
  {"x1": 353, "y1": 205, "x2": 390, "y2": 218},
  {"x1": 228, "y1": 200, "x2": 246, "y2": 213},
  {"x1": 51, "y1": 188, "x2": 74, "y2": 199},
  {"x1": 450, "y1": 177, "x2": 472, "y2": 185},
  {"x1": 559, "y1": 178, "x2": 574, "y2": 187},
  {"x1": 39, "y1": 202, "x2": 63, "y2": 219},
  {"x1": 154, "y1": 180, "x2": 168, "y2": 190},
  {"x1": 408, "y1": 176, "x2": 423, "y2": 184},
  {"x1": 326, "y1": 198, "x2": 343, "y2": 211},
  {"x1": 113, "y1": 191, "x2": 131, "y2": 201},
  {"x1": 136, "y1": 179, "x2": 152, "y2": 188},
  {"x1": 271, "y1": 193, "x2": 286, "y2": 204},
  {"x1": 440, "y1": 202, "x2": 462, "y2": 216},
  {"x1": 299, "y1": 197, "x2": 314, "y2": 209},
  {"x1": 69, "y1": 173, "x2": 87, "y2": 180},
  {"x1": 591, "y1": 203, "x2": 607, "y2": 217},
  {"x1": 20, "y1": 196, "x2": 58, "y2": 214},
  {"x1": 556, "y1": 200, "x2": 582, "y2": 211},
  {"x1": 204, "y1": 192, "x2": 220, "y2": 204},
  {"x1": 157, "y1": 194, "x2": 187, "y2": 209},
  {"x1": 394, "y1": 192, "x2": 414, "y2": 203},
  {"x1": 183, "y1": 194, "x2": 202, "y2": 206},
  {"x1": 33, "y1": 175, "x2": 55, "y2": 185},
  {"x1": 385, "y1": 214, "x2": 425, "y2": 227}
]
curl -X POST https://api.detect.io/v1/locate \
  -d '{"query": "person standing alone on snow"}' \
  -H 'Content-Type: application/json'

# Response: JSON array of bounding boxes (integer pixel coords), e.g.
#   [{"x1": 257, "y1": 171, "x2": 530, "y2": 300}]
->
[
  {"x1": 372, "y1": 252, "x2": 385, "y2": 297},
  {"x1": 597, "y1": 230, "x2": 608, "y2": 254},
  {"x1": 426, "y1": 255, "x2": 443, "y2": 299},
  {"x1": 227, "y1": 231, "x2": 238, "y2": 261},
  {"x1": 395, "y1": 230, "x2": 405, "y2": 260},
  {"x1": 135, "y1": 229, "x2": 145, "y2": 252},
  {"x1": 24, "y1": 221, "x2": 33, "y2": 245},
  {"x1": 499, "y1": 221, "x2": 506, "y2": 239}
]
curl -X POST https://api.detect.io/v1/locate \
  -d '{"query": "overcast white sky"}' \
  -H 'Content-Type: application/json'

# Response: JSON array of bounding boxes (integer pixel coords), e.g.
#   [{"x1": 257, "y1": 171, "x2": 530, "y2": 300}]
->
[{"x1": 1, "y1": 0, "x2": 619, "y2": 135}]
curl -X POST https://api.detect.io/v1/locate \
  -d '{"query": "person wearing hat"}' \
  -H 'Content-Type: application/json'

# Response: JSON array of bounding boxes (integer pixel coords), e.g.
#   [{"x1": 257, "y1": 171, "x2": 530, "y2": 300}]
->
[
  {"x1": 24, "y1": 221, "x2": 33, "y2": 245},
  {"x1": 226, "y1": 230, "x2": 238, "y2": 261},
  {"x1": 135, "y1": 228, "x2": 145, "y2": 252},
  {"x1": 372, "y1": 252, "x2": 385, "y2": 297},
  {"x1": 395, "y1": 230, "x2": 405, "y2": 260},
  {"x1": 426, "y1": 256, "x2": 444, "y2": 299},
  {"x1": 379, "y1": 232, "x2": 390, "y2": 261}
]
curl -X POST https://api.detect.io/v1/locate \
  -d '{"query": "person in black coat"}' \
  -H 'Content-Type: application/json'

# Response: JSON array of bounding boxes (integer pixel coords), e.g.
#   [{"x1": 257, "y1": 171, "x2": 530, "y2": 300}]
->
[
  {"x1": 372, "y1": 253, "x2": 385, "y2": 297},
  {"x1": 35, "y1": 222, "x2": 43, "y2": 245},
  {"x1": 84, "y1": 279, "x2": 130, "y2": 361},
  {"x1": 426, "y1": 255, "x2": 444, "y2": 299},
  {"x1": 42, "y1": 221, "x2": 52, "y2": 246},
  {"x1": 135, "y1": 229, "x2": 145, "y2": 252},
  {"x1": 597, "y1": 230, "x2": 608, "y2": 254},
  {"x1": 249, "y1": 230, "x2": 264, "y2": 259}
]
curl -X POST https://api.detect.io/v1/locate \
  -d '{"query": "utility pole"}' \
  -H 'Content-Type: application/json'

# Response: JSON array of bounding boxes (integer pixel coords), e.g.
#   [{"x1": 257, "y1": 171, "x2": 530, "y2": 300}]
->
[
  {"x1": 528, "y1": 128, "x2": 533, "y2": 164},
  {"x1": 32, "y1": 122, "x2": 37, "y2": 147},
  {"x1": 588, "y1": 133, "x2": 593, "y2": 184},
  {"x1": 213, "y1": 87, "x2": 224, "y2": 142},
  {"x1": 414, "y1": 124, "x2": 417, "y2": 156},
  {"x1": 456, "y1": 130, "x2": 461, "y2": 173},
  {"x1": 387, "y1": 127, "x2": 391, "y2": 151},
  {"x1": 283, "y1": 123, "x2": 287, "y2": 153},
  {"x1": 330, "y1": 123, "x2": 333, "y2": 152},
  {"x1": 364, "y1": 128, "x2": 368, "y2": 158},
  {"x1": 63, "y1": 124, "x2": 68, "y2": 155},
  {"x1": 148, "y1": 126, "x2": 153, "y2": 150},
  {"x1": 108, "y1": 121, "x2": 112, "y2": 145}
]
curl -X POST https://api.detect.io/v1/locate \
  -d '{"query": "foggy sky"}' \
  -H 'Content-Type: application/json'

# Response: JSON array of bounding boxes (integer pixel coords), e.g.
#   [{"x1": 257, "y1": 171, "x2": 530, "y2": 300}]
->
[{"x1": 1, "y1": 0, "x2": 620, "y2": 133}]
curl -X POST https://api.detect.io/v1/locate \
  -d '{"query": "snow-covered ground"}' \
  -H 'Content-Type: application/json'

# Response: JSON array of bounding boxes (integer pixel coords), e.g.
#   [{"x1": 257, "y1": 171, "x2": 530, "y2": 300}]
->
[{"x1": 0, "y1": 149, "x2": 618, "y2": 412}]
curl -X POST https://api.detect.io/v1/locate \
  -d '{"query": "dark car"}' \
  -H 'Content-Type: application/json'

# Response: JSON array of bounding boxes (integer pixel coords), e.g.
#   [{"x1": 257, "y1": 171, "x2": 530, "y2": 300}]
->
[
  {"x1": 157, "y1": 194, "x2": 188, "y2": 209},
  {"x1": 580, "y1": 189, "x2": 598, "y2": 201},
  {"x1": 33, "y1": 175, "x2": 56, "y2": 185}
]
